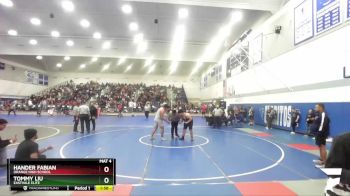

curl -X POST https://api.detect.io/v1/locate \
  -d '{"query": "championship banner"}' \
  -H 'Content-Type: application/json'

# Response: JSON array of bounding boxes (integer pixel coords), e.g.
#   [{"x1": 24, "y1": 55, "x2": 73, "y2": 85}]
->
[
  {"x1": 294, "y1": 0, "x2": 314, "y2": 45},
  {"x1": 315, "y1": 0, "x2": 341, "y2": 34},
  {"x1": 347, "y1": 0, "x2": 350, "y2": 20},
  {"x1": 249, "y1": 34, "x2": 263, "y2": 64},
  {"x1": 24, "y1": 70, "x2": 49, "y2": 86}
]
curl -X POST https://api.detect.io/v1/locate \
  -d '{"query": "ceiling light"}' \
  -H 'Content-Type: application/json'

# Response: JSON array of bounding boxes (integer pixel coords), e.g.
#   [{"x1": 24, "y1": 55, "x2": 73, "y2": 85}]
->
[
  {"x1": 29, "y1": 39, "x2": 38, "y2": 45},
  {"x1": 61, "y1": 0, "x2": 74, "y2": 12},
  {"x1": 144, "y1": 56, "x2": 153, "y2": 67},
  {"x1": 91, "y1": 57, "x2": 98, "y2": 62},
  {"x1": 0, "y1": 0, "x2": 13, "y2": 7},
  {"x1": 93, "y1": 32, "x2": 101, "y2": 39},
  {"x1": 125, "y1": 64, "x2": 132, "y2": 72},
  {"x1": 231, "y1": 11, "x2": 243, "y2": 23},
  {"x1": 178, "y1": 8, "x2": 189, "y2": 19},
  {"x1": 7, "y1": 29, "x2": 17, "y2": 36},
  {"x1": 117, "y1": 57, "x2": 126, "y2": 65},
  {"x1": 137, "y1": 41, "x2": 148, "y2": 53},
  {"x1": 80, "y1": 64, "x2": 86, "y2": 69},
  {"x1": 66, "y1": 40, "x2": 74, "y2": 47},
  {"x1": 56, "y1": 63, "x2": 62, "y2": 68},
  {"x1": 133, "y1": 33, "x2": 143, "y2": 44},
  {"x1": 121, "y1": 4, "x2": 132, "y2": 14},
  {"x1": 36, "y1": 55, "x2": 43, "y2": 60},
  {"x1": 64, "y1": 56, "x2": 70, "y2": 61},
  {"x1": 129, "y1": 22, "x2": 138, "y2": 31},
  {"x1": 170, "y1": 25, "x2": 185, "y2": 74},
  {"x1": 218, "y1": 25, "x2": 230, "y2": 39},
  {"x1": 30, "y1": 17, "x2": 41, "y2": 26},
  {"x1": 190, "y1": 61, "x2": 203, "y2": 75},
  {"x1": 102, "y1": 64, "x2": 110, "y2": 71},
  {"x1": 51, "y1": 30, "x2": 60, "y2": 37},
  {"x1": 80, "y1": 19, "x2": 90, "y2": 28},
  {"x1": 102, "y1": 41, "x2": 111, "y2": 50},
  {"x1": 170, "y1": 25, "x2": 185, "y2": 58},
  {"x1": 170, "y1": 62, "x2": 179, "y2": 74},
  {"x1": 147, "y1": 64, "x2": 156, "y2": 74}
]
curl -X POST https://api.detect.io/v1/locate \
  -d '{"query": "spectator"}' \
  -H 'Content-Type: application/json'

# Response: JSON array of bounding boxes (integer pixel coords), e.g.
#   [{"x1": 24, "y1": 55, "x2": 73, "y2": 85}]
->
[
  {"x1": 129, "y1": 100, "x2": 135, "y2": 117},
  {"x1": 117, "y1": 102, "x2": 123, "y2": 118},
  {"x1": 306, "y1": 109, "x2": 316, "y2": 137},
  {"x1": 90, "y1": 103, "x2": 98, "y2": 131},
  {"x1": 222, "y1": 111, "x2": 229, "y2": 126},
  {"x1": 36, "y1": 101, "x2": 43, "y2": 117},
  {"x1": 266, "y1": 107, "x2": 276, "y2": 130},
  {"x1": 8, "y1": 100, "x2": 17, "y2": 116},
  {"x1": 227, "y1": 110, "x2": 235, "y2": 126},
  {"x1": 144, "y1": 102, "x2": 151, "y2": 119},
  {"x1": 324, "y1": 132, "x2": 350, "y2": 195},
  {"x1": 201, "y1": 104, "x2": 207, "y2": 118},
  {"x1": 15, "y1": 129, "x2": 53, "y2": 159},
  {"x1": 0, "y1": 119, "x2": 17, "y2": 166},
  {"x1": 212, "y1": 105, "x2": 223, "y2": 128},
  {"x1": 313, "y1": 103, "x2": 330, "y2": 168},
  {"x1": 248, "y1": 106, "x2": 254, "y2": 126},
  {"x1": 72, "y1": 103, "x2": 80, "y2": 132},
  {"x1": 290, "y1": 108, "x2": 300, "y2": 134}
]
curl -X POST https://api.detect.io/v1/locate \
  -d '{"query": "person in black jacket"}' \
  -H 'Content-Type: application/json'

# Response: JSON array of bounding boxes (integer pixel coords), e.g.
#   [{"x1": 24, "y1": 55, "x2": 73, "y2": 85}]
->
[
  {"x1": 0, "y1": 119, "x2": 17, "y2": 166},
  {"x1": 90, "y1": 103, "x2": 98, "y2": 131},
  {"x1": 324, "y1": 132, "x2": 350, "y2": 194},
  {"x1": 306, "y1": 109, "x2": 316, "y2": 136},
  {"x1": 266, "y1": 107, "x2": 276, "y2": 130},
  {"x1": 290, "y1": 108, "x2": 300, "y2": 134}
]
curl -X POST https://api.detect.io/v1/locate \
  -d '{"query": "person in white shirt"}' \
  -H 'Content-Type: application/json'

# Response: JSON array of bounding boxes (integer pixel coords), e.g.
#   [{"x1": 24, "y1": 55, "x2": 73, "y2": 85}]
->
[
  {"x1": 212, "y1": 105, "x2": 223, "y2": 128},
  {"x1": 78, "y1": 103, "x2": 90, "y2": 133},
  {"x1": 150, "y1": 104, "x2": 170, "y2": 141},
  {"x1": 144, "y1": 102, "x2": 151, "y2": 119},
  {"x1": 128, "y1": 100, "x2": 135, "y2": 117}
]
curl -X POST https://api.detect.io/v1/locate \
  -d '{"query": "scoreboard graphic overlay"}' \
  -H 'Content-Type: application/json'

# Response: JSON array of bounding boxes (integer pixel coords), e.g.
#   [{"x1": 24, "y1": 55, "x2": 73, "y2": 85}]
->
[{"x1": 7, "y1": 159, "x2": 115, "y2": 191}]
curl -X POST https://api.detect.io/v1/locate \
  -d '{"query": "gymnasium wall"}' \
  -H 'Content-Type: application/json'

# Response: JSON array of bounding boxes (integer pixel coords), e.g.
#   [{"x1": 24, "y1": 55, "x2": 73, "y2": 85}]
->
[
  {"x1": 225, "y1": 85, "x2": 350, "y2": 137},
  {"x1": 201, "y1": 0, "x2": 350, "y2": 100},
  {"x1": 0, "y1": 58, "x2": 47, "y2": 97},
  {"x1": 228, "y1": 102, "x2": 350, "y2": 138},
  {"x1": 199, "y1": 0, "x2": 350, "y2": 136},
  {"x1": 220, "y1": 24, "x2": 350, "y2": 137}
]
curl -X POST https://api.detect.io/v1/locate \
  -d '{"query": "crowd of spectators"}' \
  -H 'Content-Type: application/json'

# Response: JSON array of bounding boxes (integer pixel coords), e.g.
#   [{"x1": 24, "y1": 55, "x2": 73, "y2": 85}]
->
[
  {"x1": 0, "y1": 81, "x2": 189, "y2": 114},
  {"x1": 202, "y1": 104, "x2": 254, "y2": 128}
]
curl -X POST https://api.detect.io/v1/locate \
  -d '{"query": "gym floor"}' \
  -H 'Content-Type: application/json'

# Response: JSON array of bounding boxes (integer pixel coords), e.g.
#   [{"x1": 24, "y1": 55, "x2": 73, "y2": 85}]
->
[{"x1": 0, "y1": 114, "x2": 328, "y2": 196}]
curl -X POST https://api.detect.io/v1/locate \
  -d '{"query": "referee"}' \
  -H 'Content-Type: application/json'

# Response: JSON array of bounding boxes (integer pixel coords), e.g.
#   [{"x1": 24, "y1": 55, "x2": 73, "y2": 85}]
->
[{"x1": 79, "y1": 102, "x2": 90, "y2": 133}]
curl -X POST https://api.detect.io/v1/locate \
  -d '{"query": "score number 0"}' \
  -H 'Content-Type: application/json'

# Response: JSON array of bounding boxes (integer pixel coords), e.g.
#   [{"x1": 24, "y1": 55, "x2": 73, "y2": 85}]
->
[{"x1": 103, "y1": 166, "x2": 110, "y2": 184}]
